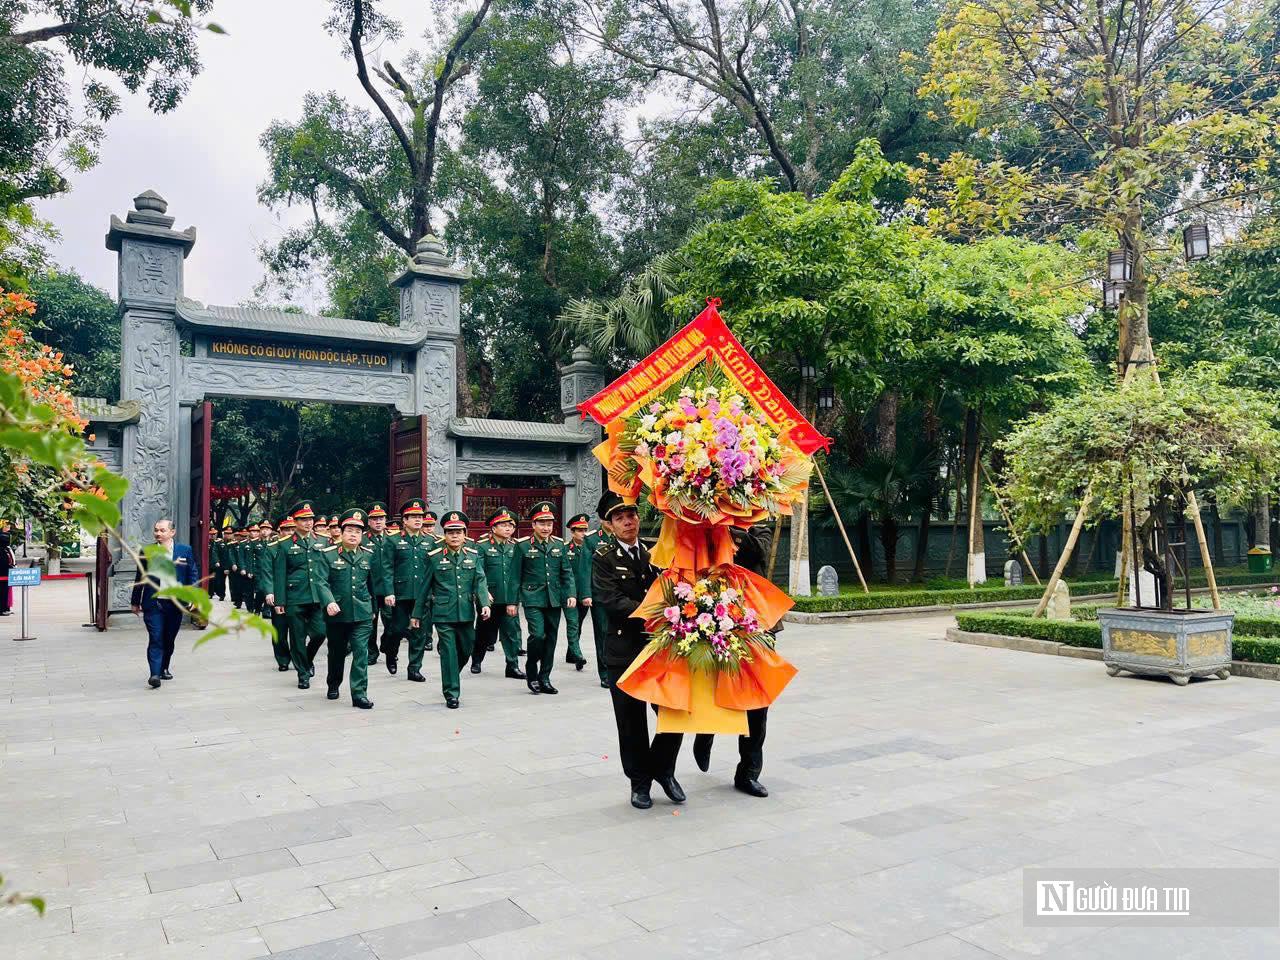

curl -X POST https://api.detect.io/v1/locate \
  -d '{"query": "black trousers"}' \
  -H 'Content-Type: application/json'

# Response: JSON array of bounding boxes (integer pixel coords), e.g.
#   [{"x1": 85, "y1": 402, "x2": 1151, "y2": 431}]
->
[
  {"x1": 609, "y1": 683, "x2": 683, "y2": 787},
  {"x1": 694, "y1": 707, "x2": 768, "y2": 783}
]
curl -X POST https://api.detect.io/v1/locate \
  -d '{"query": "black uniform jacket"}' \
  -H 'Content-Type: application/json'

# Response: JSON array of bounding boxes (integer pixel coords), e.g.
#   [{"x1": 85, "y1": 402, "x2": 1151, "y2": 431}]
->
[{"x1": 592, "y1": 539, "x2": 660, "y2": 670}]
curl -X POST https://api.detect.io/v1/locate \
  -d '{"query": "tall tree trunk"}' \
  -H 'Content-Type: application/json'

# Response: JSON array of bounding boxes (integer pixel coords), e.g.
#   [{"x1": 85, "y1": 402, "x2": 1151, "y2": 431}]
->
[
  {"x1": 1253, "y1": 494, "x2": 1271, "y2": 551},
  {"x1": 1209, "y1": 499, "x2": 1224, "y2": 564},
  {"x1": 880, "y1": 518, "x2": 899, "y2": 583},
  {"x1": 876, "y1": 391, "x2": 898, "y2": 458},
  {"x1": 856, "y1": 511, "x2": 875, "y2": 582},
  {"x1": 913, "y1": 507, "x2": 932, "y2": 583}
]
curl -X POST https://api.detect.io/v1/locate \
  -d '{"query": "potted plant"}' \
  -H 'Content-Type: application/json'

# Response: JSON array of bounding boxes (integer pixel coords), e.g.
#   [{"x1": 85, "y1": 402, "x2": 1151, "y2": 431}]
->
[{"x1": 1000, "y1": 368, "x2": 1280, "y2": 684}]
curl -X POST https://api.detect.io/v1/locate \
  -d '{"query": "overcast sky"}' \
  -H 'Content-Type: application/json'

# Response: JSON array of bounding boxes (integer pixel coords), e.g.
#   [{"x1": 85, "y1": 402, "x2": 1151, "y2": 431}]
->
[{"x1": 35, "y1": 0, "x2": 433, "y2": 311}]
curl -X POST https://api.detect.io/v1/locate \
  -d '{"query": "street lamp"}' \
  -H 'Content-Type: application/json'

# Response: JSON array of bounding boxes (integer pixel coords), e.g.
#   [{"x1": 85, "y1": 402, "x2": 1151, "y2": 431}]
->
[
  {"x1": 1107, "y1": 246, "x2": 1134, "y2": 283},
  {"x1": 817, "y1": 386, "x2": 835, "y2": 410},
  {"x1": 1103, "y1": 280, "x2": 1125, "y2": 310},
  {"x1": 1182, "y1": 222, "x2": 1211, "y2": 262},
  {"x1": 800, "y1": 362, "x2": 816, "y2": 382}
]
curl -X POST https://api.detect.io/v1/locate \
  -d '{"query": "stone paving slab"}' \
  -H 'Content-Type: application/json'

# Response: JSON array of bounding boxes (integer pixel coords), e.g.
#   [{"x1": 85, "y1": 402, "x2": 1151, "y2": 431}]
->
[{"x1": 2, "y1": 582, "x2": 1279, "y2": 957}]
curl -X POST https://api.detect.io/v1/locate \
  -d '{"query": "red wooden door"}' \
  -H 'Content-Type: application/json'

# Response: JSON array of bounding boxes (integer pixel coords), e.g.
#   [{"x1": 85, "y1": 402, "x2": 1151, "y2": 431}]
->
[
  {"x1": 389, "y1": 415, "x2": 429, "y2": 517},
  {"x1": 462, "y1": 486, "x2": 565, "y2": 539},
  {"x1": 190, "y1": 400, "x2": 212, "y2": 585}
]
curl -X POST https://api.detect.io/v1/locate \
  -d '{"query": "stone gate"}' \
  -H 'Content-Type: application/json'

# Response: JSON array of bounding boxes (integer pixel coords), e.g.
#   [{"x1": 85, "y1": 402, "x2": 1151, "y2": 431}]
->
[{"x1": 104, "y1": 190, "x2": 605, "y2": 608}]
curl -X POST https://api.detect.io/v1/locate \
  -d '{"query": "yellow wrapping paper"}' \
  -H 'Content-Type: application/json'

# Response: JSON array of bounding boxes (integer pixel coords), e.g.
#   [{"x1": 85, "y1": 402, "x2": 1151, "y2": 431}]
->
[{"x1": 656, "y1": 669, "x2": 749, "y2": 735}]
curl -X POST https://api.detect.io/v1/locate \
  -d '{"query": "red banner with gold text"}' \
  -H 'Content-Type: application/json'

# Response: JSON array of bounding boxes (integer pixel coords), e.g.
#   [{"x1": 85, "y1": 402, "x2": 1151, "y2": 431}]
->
[{"x1": 577, "y1": 301, "x2": 830, "y2": 455}]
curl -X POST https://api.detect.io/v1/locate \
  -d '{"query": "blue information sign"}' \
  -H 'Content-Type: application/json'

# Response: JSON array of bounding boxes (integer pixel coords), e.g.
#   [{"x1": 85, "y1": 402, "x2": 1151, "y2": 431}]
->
[{"x1": 8, "y1": 567, "x2": 41, "y2": 587}]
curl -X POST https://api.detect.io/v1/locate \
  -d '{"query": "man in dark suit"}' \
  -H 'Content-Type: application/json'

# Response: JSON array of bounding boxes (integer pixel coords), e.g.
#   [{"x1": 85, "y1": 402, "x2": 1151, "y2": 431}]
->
[
  {"x1": 592, "y1": 492, "x2": 684, "y2": 810},
  {"x1": 0, "y1": 520, "x2": 12, "y2": 616},
  {"x1": 692, "y1": 524, "x2": 774, "y2": 797},
  {"x1": 131, "y1": 519, "x2": 199, "y2": 689}
]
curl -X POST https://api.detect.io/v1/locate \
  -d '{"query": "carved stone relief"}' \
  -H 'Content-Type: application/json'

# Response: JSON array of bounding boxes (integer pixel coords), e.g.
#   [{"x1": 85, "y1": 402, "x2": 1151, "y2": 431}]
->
[
  {"x1": 122, "y1": 320, "x2": 178, "y2": 544},
  {"x1": 120, "y1": 243, "x2": 180, "y2": 304},
  {"x1": 180, "y1": 358, "x2": 415, "y2": 413}
]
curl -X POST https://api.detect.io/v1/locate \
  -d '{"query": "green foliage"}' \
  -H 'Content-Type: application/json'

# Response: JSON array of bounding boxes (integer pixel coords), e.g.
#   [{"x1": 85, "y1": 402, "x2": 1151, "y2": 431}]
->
[
  {"x1": 0, "y1": 871, "x2": 44, "y2": 914},
  {"x1": 791, "y1": 579, "x2": 1119, "y2": 612},
  {"x1": 28, "y1": 270, "x2": 120, "y2": 398},
  {"x1": 1000, "y1": 368, "x2": 1280, "y2": 534},
  {"x1": 956, "y1": 611, "x2": 1103, "y2": 647}
]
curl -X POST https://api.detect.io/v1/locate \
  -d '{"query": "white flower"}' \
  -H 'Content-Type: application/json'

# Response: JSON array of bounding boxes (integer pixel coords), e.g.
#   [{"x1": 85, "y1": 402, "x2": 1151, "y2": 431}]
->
[
  {"x1": 641, "y1": 414, "x2": 657, "y2": 430},
  {"x1": 665, "y1": 430, "x2": 683, "y2": 446}
]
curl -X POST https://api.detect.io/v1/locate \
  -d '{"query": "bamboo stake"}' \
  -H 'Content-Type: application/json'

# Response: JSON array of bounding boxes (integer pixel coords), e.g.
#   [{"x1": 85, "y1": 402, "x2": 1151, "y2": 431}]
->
[
  {"x1": 766, "y1": 514, "x2": 784, "y2": 581},
  {"x1": 1185, "y1": 491, "x2": 1221, "y2": 609},
  {"x1": 979, "y1": 460, "x2": 1040, "y2": 585},
  {"x1": 813, "y1": 459, "x2": 869, "y2": 593},
  {"x1": 1116, "y1": 499, "x2": 1131, "y2": 607},
  {"x1": 967, "y1": 440, "x2": 983, "y2": 587},
  {"x1": 1032, "y1": 492, "x2": 1093, "y2": 618}
]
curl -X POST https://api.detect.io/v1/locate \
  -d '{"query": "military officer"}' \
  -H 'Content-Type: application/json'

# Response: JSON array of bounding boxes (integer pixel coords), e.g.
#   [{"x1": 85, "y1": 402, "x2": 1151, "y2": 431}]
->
[
  {"x1": 411, "y1": 511, "x2": 490, "y2": 709},
  {"x1": 423, "y1": 510, "x2": 440, "y2": 542},
  {"x1": 227, "y1": 529, "x2": 244, "y2": 608},
  {"x1": 511, "y1": 501, "x2": 575, "y2": 695},
  {"x1": 316, "y1": 509, "x2": 376, "y2": 709},
  {"x1": 239, "y1": 525, "x2": 259, "y2": 611},
  {"x1": 364, "y1": 501, "x2": 392, "y2": 666},
  {"x1": 266, "y1": 501, "x2": 330, "y2": 689},
  {"x1": 259, "y1": 516, "x2": 294, "y2": 671},
  {"x1": 209, "y1": 528, "x2": 227, "y2": 601},
  {"x1": 386, "y1": 519, "x2": 401, "y2": 537},
  {"x1": 253, "y1": 518, "x2": 273, "y2": 618},
  {"x1": 562, "y1": 513, "x2": 594, "y2": 673},
  {"x1": 585, "y1": 497, "x2": 620, "y2": 687},
  {"x1": 471, "y1": 508, "x2": 525, "y2": 680},
  {"x1": 592, "y1": 491, "x2": 684, "y2": 809},
  {"x1": 379, "y1": 497, "x2": 435, "y2": 680}
]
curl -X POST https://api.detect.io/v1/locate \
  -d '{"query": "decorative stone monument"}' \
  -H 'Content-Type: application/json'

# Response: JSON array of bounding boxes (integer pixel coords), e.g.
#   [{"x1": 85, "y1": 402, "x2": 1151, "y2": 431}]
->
[
  {"x1": 1046, "y1": 579, "x2": 1071, "y2": 620},
  {"x1": 1003, "y1": 558, "x2": 1023, "y2": 587},
  {"x1": 816, "y1": 565, "x2": 839, "y2": 597}
]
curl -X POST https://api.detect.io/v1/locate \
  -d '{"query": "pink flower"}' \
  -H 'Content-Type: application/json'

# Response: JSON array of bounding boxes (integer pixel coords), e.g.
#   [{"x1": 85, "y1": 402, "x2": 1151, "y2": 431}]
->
[
  {"x1": 696, "y1": 612, "x2": 714, "y2": 629},
  {"x1": 663, "y1": 606, "x2": 681, "y2": 623},
  {"x1": 714, "y1": 602, "x2": 728, "y2": 618},
  {"x1": 674, "y1": 582, "x2": 694, "y2": 600}
]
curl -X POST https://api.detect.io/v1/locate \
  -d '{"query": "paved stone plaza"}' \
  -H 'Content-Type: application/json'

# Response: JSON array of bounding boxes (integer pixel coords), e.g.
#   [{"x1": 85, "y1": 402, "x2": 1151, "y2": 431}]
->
[{"x1": 2, "y1": 581, "x2": 1278, "y2": 959}]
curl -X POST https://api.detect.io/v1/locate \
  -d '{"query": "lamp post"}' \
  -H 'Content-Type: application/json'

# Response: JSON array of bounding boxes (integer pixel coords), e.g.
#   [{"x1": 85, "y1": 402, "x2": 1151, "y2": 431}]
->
[{"x1": 788, "y1": 363, "x2": 819, "y2": 596}]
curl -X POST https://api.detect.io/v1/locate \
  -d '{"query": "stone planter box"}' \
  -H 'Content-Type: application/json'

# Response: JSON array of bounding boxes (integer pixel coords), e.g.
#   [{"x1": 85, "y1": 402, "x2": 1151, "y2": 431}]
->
[{"x1": 1097, "y1": 607, "x2": 1234, "y2": 685}]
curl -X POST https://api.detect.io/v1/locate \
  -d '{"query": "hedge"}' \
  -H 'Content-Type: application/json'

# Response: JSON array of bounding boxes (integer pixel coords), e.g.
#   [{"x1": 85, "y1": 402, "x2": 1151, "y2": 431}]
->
[
  {"x1": 791, "y1": 570, "x2": 1280, "y2": 614},
  {"x1": 955, "y1": 612, "x2": 1280, "y2": 665}
]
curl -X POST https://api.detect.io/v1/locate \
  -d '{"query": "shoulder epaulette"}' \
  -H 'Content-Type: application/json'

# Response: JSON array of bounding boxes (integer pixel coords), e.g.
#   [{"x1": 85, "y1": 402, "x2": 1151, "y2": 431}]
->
[
  {"x1": 360, "y1": 545, "x2": 373, "y2": 553},
  {"x1": 274, "y1": 535, "x2": 290, "y2": 544},
  {"x1": 465, "y1": 546, "x2": 478, "y2": 554},
  {"x1": 516, "y1": 536, "x2": 530, "y2": 543},
  {"x1": 595, "y1": 543, "x2": 612, "y2": 555},
  {"x1": 551, "y1": 535, "x2": 564, "y2": 542},
  {"x1": 427, "y1": 546, "x2": 443, "y2": 556},
  {"x1": 319, "y1": 545, "x2": 337, "y2": 552}
]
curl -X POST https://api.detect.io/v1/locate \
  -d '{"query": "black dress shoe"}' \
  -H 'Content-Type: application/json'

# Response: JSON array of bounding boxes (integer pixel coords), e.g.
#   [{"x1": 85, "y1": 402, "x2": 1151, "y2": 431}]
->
[
  {"x1": 693, "y1": 737, "x2": 712, "y2": 772},
  {"x1": 386, "y1": 659, "x2": 398, "y2": 675},
  {"x1": 327, "y1": 689, "x2": 339, "y2": 700},
  {"x1": 407, "y1": 669, "x2": 426, "y2": 682},
  {"x1": 470, "y1": 663, "x2": 481, "y2": 674},
  {"x1": 424, "y1": 640, "x2": 433, "y2": 651},
  {"x1": 277, "y1": 664, "x2": 290, "y2": 672},
  {"x1": 575, "y1": 661, "x2": 585, "y2": 671},
  {"x1": 527, "y1": 678, "x2": 541, "y2": 694},
  {"x1": 352, "y1": 696, "x2": 374, "y2": 709},
  {"x1": 734, "y1": 778, "x2": 769, "y2": 798},
  {"x1": 630, "y1": 784, "x2": 653, "y2": 809},
  {"x1": 148, "y1": 675, "x2": 161, "y2": 688},
  {"x1": 298, "y1": 678, "x2": 310, "y2": 690},
  {"x1": 367, "y1": 654, "x2": 378, "y2": 666},
  {"x1": 518, "y1": 647, "x2": 526, "y2": 655},
  {"x1": 506, "y1": 665, "x2": 526, "y2": 679},
  {"x1": 486, "y1": 642, "x2": 495, "y2": 651},
  {"x1": 539, "y1": 683, "x2": 558, "y2": 695},
  {"x1": 656, "y1": 776, "x2": 686, "y2": 803},
  {"x1": 160, "y1": 670, "x2": 173, "y2": 680},
  {"x1": 445, "y1": 696, "x2": 459, "y2": 709}
]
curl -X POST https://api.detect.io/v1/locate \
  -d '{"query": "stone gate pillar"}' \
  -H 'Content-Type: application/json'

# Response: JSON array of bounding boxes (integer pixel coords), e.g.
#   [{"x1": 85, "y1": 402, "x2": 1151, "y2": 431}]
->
[
  {"x1": 559, "y1": 345, "x2": 606, "y2": 521},
  {"x1": 106, "y1": 191, "x2": 196, "y2": 601},
  {"x1": 395, "y1": 236, "x2": 469, "y2": 514}
]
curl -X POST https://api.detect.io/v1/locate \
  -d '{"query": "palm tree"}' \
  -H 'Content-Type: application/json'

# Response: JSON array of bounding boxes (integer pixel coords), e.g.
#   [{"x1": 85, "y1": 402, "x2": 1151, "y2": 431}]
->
[{"x1": 557, "y1": 252, "x2": 684, "y2": 359}]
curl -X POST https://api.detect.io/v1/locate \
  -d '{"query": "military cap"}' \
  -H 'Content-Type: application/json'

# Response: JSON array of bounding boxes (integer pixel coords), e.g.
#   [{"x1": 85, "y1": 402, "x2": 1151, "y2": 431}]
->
[
  {"x1": 487, "y1": 507, "x2": 516, "y2": 527},
  {"x1": 258, "y1": 518, "x2": 274, "y2": 530},
  {"x1": 528, "y1": 500, "x2": 557, "y2": 522},
  {"x1": 337, "y1": 508, "x2": 366, "y2": 529},
  {"x1": 596, "y1": 490, "x2": 636, "y2": 520},
  {"x1": 567, "y1": 513, "x2": 590, "y2": 530},
  {"x1": 279, "y1": 516, "x2": 296, "y2": 530},
  {"x1": 291, "y1": 501, "x2": 316, "y2": 520},
  {"x1": 367, "y1": 501, "x2": 388, "y2": 519},
  {"x1": 401, "y1": 498, "x2": 426, "y2": 517},
  {"x1": 386, "y1": 521, "x2": 402, "y2": 534},
  {"x1": 423, "y1": 510, "x2": 439, "y2": 523},
  {"x1": 440, "y1": 510, "x2": 469, "y2": 531}
]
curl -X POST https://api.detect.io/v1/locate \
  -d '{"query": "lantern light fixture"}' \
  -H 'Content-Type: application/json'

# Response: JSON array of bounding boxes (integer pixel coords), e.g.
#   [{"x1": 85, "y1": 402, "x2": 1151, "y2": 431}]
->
[
  {"x1": 1103, "y1": 280, "x2": 1125, "y2": 310},
  {"x1": 1107, "y1": 246, "x2": 1134, "y2": 283},
  {"x1": 1182, "y1": 222, "x2": 1211, "y2": 262},
  {"x1": 817, "y1": 386, "x2": 835, "y2": 410},
  {"x1": 800, "y1": 362, "x2": 817, "y2": 382}
]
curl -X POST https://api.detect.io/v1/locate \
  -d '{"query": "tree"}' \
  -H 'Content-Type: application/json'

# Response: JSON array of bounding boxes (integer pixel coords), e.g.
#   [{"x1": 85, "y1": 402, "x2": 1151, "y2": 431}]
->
[
  {"x1": 918, "y1": 0, "x2": 1280, "y2": 378},
  {"x1": 577, "y1": 0, "x2": 955, "y2": 198},
  {"x1": 28, "y1": 269, "x2": 119, "y2": 399}
]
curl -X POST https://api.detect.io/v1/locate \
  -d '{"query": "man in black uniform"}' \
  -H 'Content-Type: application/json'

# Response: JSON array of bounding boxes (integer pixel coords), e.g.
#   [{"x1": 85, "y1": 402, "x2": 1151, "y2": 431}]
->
[
  {"x1": 592, "y1": 491, "x2": 684, "y2": 810},
  {"x1": 691, "y1": 524, "x2": 773, "y2": 797}
]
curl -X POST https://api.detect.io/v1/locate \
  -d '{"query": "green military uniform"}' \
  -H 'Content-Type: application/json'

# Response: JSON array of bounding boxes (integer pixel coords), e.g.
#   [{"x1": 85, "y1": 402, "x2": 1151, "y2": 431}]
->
[
  {"x1": 379, "y1": 498, "x2": 435, "y2": 680},
  {"x1": 271, "y1": 501, "x2": 330, "y2": 688},
  {"x1": 562, "y1": 513, "x2": 594, "y2": 671},
  {"x1": 512, "y1": 501, "x2": 576, "y2": 694},
  {"x1": 209, "y1": 533, "x2": 226, "y2": 600},
  {"x1": 363, "y1": 501, "x2": 392, "y2": 666},
  {"x1": 246, "y1": 526, "x2": 267, "y2": 616},
  {"x1": 317, "y1": 509, "x2": 376, "y2": 708},
  {"x1": 473, "y1": 507, "x2": 524, "y2": 677},
  {"x1": 227, "y1": 533, "x2": 244, "y2": 608},
  {"x1": 258, "y1": 521, "x2": 293, "y2": 671},
  {"x1": 412, "y1": 510, "x2": 488, "y2": 707}
]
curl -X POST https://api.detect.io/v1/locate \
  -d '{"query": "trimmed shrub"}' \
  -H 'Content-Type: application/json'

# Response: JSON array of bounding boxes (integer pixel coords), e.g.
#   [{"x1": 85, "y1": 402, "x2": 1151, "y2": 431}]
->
[{"x1": 955, "y1": 613, "x2": 1102, "y2": 648}]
